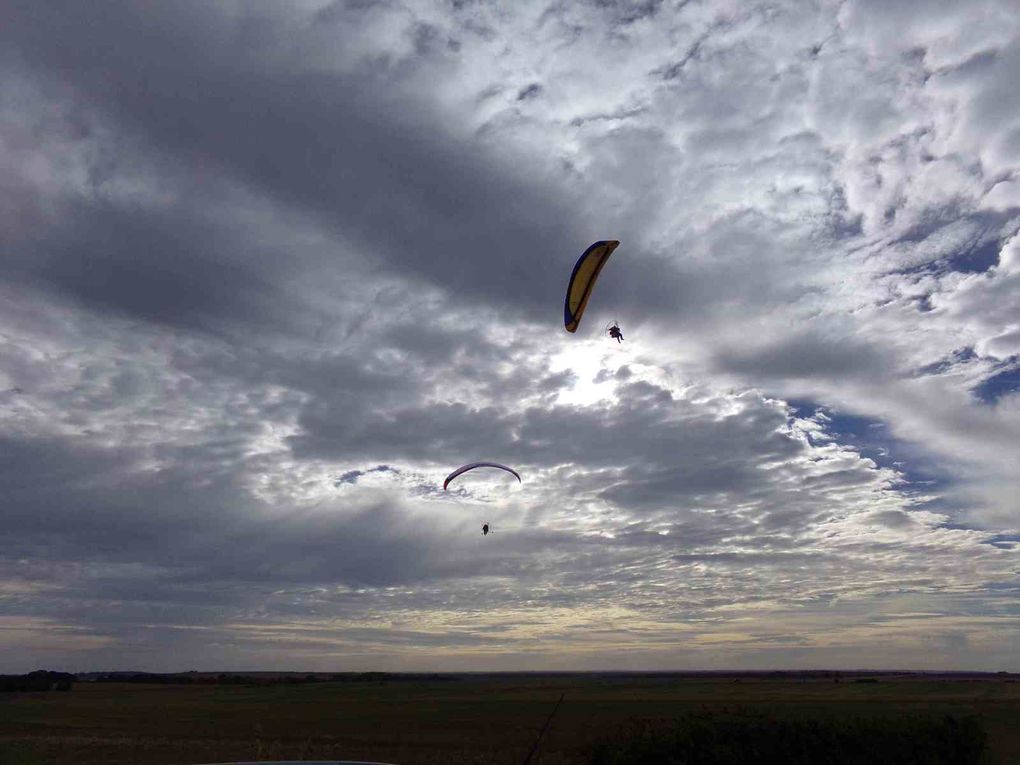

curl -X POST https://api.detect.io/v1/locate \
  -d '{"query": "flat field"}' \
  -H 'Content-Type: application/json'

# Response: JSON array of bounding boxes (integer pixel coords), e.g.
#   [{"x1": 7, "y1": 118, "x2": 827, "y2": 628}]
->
[{"x1": 1, "y1": 673, "x2": 1017, "y2": 764}]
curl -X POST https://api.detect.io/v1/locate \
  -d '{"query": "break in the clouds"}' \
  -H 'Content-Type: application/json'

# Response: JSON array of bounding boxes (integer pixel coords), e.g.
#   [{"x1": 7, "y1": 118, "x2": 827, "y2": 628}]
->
[{"x1": 1, "y1": 0, "x2": 1018, "y2": 673}]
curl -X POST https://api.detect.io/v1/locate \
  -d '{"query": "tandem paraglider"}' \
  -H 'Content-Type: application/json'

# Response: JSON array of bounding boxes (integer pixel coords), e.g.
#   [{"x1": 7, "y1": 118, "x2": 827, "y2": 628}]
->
[{"x1": 564, "y1": 239, "x2": 620, "y2": 335}]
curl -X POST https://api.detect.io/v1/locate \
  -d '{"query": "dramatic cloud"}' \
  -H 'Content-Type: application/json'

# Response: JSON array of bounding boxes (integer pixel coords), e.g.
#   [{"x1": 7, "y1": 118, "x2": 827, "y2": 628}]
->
[{"x1": 1, "y1": 0, "x2": 1018, "y2": 673}]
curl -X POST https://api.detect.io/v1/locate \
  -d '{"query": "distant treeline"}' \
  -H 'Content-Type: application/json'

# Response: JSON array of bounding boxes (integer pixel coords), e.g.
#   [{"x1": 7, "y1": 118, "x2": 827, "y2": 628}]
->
[
  {"x1": 0, "y1": 670, "x2": 74, "y2": 693},
  {"x1": 67, "y1": 669, "x2": 1019, "y2": 688},
  {"x1": 92, "y1": 672, "x2": 284, "y2": 685},
  {"x1": 84, "y1": 671, "x2": 460, "y2": 686},
  {"x1": 590, "y1": 709, "x2": 986, "y2": 764}
]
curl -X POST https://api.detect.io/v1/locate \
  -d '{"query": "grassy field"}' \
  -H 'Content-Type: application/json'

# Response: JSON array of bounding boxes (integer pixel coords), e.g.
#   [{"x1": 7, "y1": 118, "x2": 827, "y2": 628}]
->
[{"x1": 1, "y1": 673, "x2": 1017, "y2": 764}]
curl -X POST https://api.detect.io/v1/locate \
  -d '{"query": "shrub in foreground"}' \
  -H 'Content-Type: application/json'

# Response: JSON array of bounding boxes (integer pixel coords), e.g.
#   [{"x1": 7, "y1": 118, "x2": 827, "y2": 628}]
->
[
  {"x1": 589, "y1": 709, "x2": 986, "y2": 764},
  {"x1": 0, "y1": 670, "x2": 74, "y2": 693}
]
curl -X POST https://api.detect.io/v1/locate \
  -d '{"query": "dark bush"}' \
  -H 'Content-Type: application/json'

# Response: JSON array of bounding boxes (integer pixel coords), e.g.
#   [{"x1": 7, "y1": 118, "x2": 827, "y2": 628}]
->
[
  {"x1": 0, "y1": 670, "x2": 75, "y2": 692},
  {"x1": 589, "y1": 709, "x2": 986, "y2": 764}
]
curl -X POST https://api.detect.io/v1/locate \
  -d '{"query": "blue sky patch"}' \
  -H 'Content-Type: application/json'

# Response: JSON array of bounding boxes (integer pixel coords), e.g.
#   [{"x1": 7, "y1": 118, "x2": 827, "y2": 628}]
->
[
  {"x1": 915, "y1": 347, "x2": 978, "y2": 377},
  {"x1": 972, "y1": 359, "x2": 1020, "y2": 404},
  {"x1": 788, "y1": 399, "x2": 952, "y2": 494},
  {"x1": 984, "y1": 534, "x2": 1020, "y2": 550},
  {"x1": 891, "y1": 212, "x2": 1013, "y2": 277},
  {"x1": 335, "y1": 464, "x2": 398, "y2": 486},
  {"x1": 948, "y1": 236, "x2": 1002, "y2": 273}
]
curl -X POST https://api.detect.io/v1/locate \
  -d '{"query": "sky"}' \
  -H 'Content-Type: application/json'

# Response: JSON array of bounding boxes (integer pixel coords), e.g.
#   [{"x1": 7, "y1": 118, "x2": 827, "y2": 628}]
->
[{"x1": 1, "y1": 0, "x2": 1018, "y2": 674}]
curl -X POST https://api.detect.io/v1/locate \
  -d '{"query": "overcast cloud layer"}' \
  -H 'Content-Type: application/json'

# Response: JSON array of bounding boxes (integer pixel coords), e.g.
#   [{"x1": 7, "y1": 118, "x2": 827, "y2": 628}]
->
[{"x1": 1, "y1": 0, "x2": 1018, "y2": 673}]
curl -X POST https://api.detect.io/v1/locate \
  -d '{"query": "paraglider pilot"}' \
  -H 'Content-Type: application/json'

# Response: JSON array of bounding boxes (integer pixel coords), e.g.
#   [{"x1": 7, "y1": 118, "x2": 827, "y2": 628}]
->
[
  {"x1": 482, "y1": 523, "x2": 490, "y2": 536},
  {"x1": 608, "y1": 323, "x2": 624, "y2": 342}
]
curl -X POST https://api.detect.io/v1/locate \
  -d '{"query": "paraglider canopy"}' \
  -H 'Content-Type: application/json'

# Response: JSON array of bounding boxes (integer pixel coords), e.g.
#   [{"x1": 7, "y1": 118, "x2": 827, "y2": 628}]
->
[
  {"x1": 443, "y1": 462, "x2": 522, "y2": 491},
  {"x1": 564, "y1": 240, "x2": 620, "y2": 333}
]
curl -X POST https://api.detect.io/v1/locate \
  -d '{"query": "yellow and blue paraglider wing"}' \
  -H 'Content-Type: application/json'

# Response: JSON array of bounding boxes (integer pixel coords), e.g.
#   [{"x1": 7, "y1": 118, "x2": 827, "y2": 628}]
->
[{"x1": 564, "y1": 240, "x2": 619, "y2": 333}]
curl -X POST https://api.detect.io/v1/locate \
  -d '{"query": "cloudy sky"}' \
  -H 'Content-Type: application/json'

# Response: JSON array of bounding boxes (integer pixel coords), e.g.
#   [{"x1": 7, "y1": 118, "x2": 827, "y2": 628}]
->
[{"x1": 2, "y1": 0, "x2": 1019, "y2": 673}]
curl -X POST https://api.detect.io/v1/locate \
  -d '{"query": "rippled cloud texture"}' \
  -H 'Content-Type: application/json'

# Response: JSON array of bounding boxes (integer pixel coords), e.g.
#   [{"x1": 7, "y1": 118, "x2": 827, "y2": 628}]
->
[{"x1": 2, "y1": 0, "x2": 1018, "y2": 672}]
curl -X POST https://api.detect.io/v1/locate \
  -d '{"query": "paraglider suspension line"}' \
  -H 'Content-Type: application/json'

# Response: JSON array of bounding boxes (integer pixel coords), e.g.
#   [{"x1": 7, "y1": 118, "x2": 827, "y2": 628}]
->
[{"x1": 521, "y1": 692, "x2": 565, "y2": 765}]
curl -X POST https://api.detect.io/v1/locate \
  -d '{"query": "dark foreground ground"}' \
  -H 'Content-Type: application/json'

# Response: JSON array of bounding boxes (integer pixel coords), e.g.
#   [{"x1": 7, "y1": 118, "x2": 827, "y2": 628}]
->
[{"x1": 1, "y1": 672, "x2": 1017, "y2": 764}]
